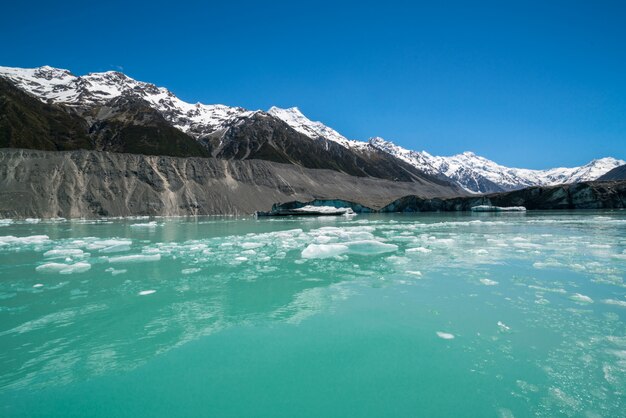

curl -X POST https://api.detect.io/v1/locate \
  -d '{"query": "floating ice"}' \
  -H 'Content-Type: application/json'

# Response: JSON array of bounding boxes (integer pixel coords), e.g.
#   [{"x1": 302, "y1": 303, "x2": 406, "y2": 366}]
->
[
  {"x1": 138, "y1": 290, "x2": 156, "y2": 296},
  {"x1": 105, "y1": 267, "x2": 128, "y2": 276},
  {"x1": 602, "y1": 299, "x2": 626, "y2": 307},
  {"x1": 570, "y1": 293, "x2": 594, "y2": 304},
  {"x1": 0, "y1": 235, "x2": 50, "y2": 247},
  {"x1": 130, "y1": 221, "x2": 158, "y2": 228},
  {"x1": 241, "y1": 242, "x2": 263, "y2": 250},
  {"x1": 471, "y1": 205, "x2": 526, "y2": 212},
  {"x1": 100, "y1": 243, "x2": 132, "y2": 253},
  {"x1": 406, "y1": 247, "x2": 432, "y2": 254},
  {"x1": 108, "y1": 254, "x2": 161, "y2": 263},
  {"x1": 33, "y1": 284, "x2": 44, "y2": 288},
  {"x1": 181, "y1": 268, "x2": 201, "y2": 275},
  {"x1": 291, "y1": 205, "x2": 355, "y2": 216},
  {"x1": 497, "y1": 321, "x2": 511, "y2": 331},
  {"x1": 36, "y1": 262, "x2": 91, "y2": 274},
  {"x1": 302, "y1": 243, "x2": 349, "y2": 259},
  {"x1": 480, "y1": 278, "x2": 499, "y2": 286},
  {"x1": 436, "y1": 331, "x2": 455, "y2": 340}
]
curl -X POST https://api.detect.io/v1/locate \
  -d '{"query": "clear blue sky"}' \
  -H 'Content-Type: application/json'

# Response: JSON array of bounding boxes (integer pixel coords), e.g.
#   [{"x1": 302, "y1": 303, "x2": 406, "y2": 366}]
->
[{"x1": 1, "y1": 0, "x2": 625, "y2": 168}]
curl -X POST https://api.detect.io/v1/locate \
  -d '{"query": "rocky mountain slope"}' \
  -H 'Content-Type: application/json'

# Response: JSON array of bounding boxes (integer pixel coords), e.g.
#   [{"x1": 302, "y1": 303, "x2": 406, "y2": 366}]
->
[
  {"x1": 598, "y1": 164, "x2": 626, "y2": 181},
  {"x1": 380, "y1": 181, "x2": 626, "y2": 212},
  {"x1": 0, "y1": 149, "x2": 462, "y2": 218}
]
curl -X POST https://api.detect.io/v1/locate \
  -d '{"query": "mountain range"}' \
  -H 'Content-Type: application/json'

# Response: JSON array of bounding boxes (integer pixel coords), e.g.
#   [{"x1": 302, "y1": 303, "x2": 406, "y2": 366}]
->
[{"x1": 1, "y1": 65, "x2": 623, "y2": 195}]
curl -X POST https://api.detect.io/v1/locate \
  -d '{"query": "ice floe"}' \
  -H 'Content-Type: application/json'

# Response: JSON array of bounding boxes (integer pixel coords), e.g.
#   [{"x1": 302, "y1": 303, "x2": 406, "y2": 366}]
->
[
  {"x1": 36, "y1": 262, "x2": 91, "y2": 274},
  {"x1": 108, "y1": 254, "x2": 161, "y2": 263},
  {"x1": 302, "y1": 243, "x2": 349, "y2": 259},
  {"x1": 569, "y1": 293, "x2": 594, "y2": 304},
  {"x1": 130, "y1": 221, "x2": 158, "y2": 228},
  {"x1": 436, "y1": 331, "x2": 455, "y2": 340}
]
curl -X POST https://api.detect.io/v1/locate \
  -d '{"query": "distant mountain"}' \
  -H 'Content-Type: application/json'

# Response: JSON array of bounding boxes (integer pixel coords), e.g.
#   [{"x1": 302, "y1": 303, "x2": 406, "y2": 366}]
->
[
  {"x1": 263, "y1": 103, "x2": 624, "y2": 193},
  {"x1": 367, "y1": 137, "x2": 625, "y2": 193},
  {"x1": 597, "y1": 164, "x2": 626, "y2": 181}
]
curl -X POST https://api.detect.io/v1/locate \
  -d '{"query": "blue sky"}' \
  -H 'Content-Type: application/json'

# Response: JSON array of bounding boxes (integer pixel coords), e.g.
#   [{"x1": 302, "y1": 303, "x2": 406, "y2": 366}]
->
[{"x1": 2, "y1": 0, "x2": 625, "y2": 168}]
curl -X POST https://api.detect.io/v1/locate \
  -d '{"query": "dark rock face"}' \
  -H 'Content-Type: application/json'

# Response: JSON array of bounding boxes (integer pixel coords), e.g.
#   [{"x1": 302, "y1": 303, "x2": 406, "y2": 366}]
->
[
  {"x1": 0, "y1": 80, "x2": 208, "y2": 158},
  {"x1": 0, "y1": 79, "x2": 92, "y2": 151},
  {"x1": 265, "y1": 181, "x2": 626, "y2": 214},
  {"x1": 598, "y1": 164, "x2": 626, "y2": 181},
  {"x1": 204, "y1": 112, "x2": 460, "y2": 185},
  {"x1": 380, "y1": 181, "x2": 626, "y2": 212}
]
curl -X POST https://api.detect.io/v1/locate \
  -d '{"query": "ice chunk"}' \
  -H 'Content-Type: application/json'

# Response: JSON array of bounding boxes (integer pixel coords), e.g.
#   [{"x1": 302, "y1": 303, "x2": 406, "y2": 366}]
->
[
  {"x1": 130, "y1": 221, "x2": 158, "y2": 228},
  {"x1": 105, "y1": 267, "x2": 127, "y2": 276},
  {"x1": 181, "y1": 268, "x2": 201, "y2": 275},
  {"x1": 36, "y1": 262, "x2": 91, "y2": 274},
  {"x1": 480, "y1": 278, "x2": 498, "y2": 286},
  {"x1": 570, "y1": 293, "x2": 593, "y2": 304},
  {"x1": 33, "y1": 283, "x2": 44, "y2": 288},
  {"x1": 99, "y1": 243, "x2": 132, "y2": 253},
  {"x1": 602, "y1": 299, "x2": 626, "y2": 307},
  {"x1": 241, "y1": 242, "x2": 264, "y2": 249},
  {"x1": 406, "y1": 247, "x2": 432, "y2": 254},
  {"x1": 138, "y1": 290, "x2": 156, "y2": 296},
  {"x1": 108, "y1": 254, "x2": 161, "y2": 263},
  {"x1": 497, "y1": 321, "x2": 510, "y2": 331},
  {"x1": 302, "y1": 243, "x2": 349, "y2": 259},
  {"x1": 436, "y1": 331, "x2": 455, "y2": 340},
  {"x1": 291, "y1": 205, "x2": 355, "y2": 216},
  {"x1": 471, "y1": 205, "x2": 526, "y2": 212},
  {"x1": 0, "y1": 235, "x2": 50, "y2": 247},
  {"x1": 59, "y1": 262, "x2": 91, "y2": 274}
]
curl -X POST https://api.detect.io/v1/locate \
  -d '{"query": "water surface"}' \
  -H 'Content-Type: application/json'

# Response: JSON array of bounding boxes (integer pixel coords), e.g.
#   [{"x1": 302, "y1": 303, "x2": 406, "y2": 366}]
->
[{"x1": 0, "y1": 212, "x2": 625, "y2": 417}]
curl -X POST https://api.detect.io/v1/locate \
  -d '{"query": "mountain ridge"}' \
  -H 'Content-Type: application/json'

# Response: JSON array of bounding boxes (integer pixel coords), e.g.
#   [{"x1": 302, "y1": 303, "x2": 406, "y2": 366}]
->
[{"x1": 1, "y1": 65, "x2": 622, "y2": 194}]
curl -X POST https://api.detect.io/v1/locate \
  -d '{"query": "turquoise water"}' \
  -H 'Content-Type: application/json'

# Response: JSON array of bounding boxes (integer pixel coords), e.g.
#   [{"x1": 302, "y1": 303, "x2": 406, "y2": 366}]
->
[{"x1": 0, "y1": 212, "x2": 625, "y2": 417}]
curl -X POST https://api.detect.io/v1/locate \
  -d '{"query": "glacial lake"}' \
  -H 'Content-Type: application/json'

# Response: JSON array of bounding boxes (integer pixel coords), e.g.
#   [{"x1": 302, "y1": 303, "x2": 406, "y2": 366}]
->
[{"x1": 0, "y1": 212, "x2": 625, "y2": 417}]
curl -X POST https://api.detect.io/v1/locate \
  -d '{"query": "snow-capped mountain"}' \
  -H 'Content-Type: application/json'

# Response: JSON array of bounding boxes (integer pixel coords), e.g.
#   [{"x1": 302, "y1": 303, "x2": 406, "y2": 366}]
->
[
  {"x1": 266, "y1": 111, "x2": 624, "y2": 193},
  {"x1": 1, "y1": 65, "x2": 458, "y2": 188},
  {"x1": 368, "y1": 137, "x2": 625, "y2": 193},
  {"x1": 267, "y1": 106, "x2": 366, "y2": 150},
  {"x1": 0, "y1": 65, "x2": 254, "y2": 139},
  {"x1": 1, "y1": 65, "x2": 622, "y2": 194}
]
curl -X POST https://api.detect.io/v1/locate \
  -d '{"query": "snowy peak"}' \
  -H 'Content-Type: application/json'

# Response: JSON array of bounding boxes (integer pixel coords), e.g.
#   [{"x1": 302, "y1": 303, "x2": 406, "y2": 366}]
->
[
  {"x1": 0, "y1": 65, "x2": 254, "y2": 139},
  {"x1": 368, "y1": 138, "x2": 625, "y2": 193},
  {"x1": 268, "y1": 106, "x2": 366, "y2": 149}
]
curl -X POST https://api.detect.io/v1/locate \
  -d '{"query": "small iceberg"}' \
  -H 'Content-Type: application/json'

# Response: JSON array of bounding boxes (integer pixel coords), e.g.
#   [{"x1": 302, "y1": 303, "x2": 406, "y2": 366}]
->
[
  {"x1": 258, "y1": 205, "x2": 355, "y2": 217},
  {"x1": 471, "y1": 205, "x2": 526, "y2": 212}
]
